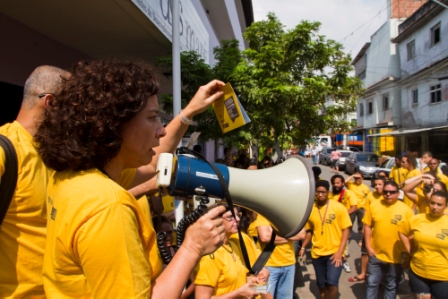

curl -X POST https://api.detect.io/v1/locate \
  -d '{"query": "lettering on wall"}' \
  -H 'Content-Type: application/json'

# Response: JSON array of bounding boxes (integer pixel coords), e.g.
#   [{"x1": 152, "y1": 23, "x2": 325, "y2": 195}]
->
[{"x1": 132, "y1": 0, "x2": 209, "y2": 62}]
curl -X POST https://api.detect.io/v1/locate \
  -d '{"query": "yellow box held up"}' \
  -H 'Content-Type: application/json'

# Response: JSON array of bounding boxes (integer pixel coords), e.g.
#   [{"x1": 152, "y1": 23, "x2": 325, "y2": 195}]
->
[{"x1": 213, "y1": 83, "x2": 251, "y2": 133}]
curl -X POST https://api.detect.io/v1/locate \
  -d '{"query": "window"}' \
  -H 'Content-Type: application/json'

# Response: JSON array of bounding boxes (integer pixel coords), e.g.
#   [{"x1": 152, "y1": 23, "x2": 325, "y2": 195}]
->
[
  {"x1": 412, "y1": 88, "x2": 418, "y2": 105},
  {"x1": 430, "y1": 84, "x2": 442, "y2": 103},
  {"x1": 431, "y1": 23, "x2": 441, "y2": 47},
  {"x1": 407, "y1": 40, "x2": 415, "y2": 60},
  {"x1": 383, "y1": 94, "x2": 389, "y2": 110},
  {"x1": 368, "y1": 101, "x2": 373, "y2": 115},
  {"x1": 359, "y1": 103, "x2": 364, "y2": 116}
]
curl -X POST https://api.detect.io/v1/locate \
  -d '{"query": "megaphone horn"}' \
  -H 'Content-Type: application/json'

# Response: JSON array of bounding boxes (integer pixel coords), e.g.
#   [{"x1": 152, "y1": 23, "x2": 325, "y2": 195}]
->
[{"x1": 168, "y1": 155, "x2": 315, "y2": 238}]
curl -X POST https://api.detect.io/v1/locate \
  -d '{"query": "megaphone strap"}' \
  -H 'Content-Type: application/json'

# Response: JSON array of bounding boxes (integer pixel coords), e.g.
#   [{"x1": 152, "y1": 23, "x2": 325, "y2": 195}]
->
[{"x1": 176, "y1": 147, "x2": 277, "y2": 275}]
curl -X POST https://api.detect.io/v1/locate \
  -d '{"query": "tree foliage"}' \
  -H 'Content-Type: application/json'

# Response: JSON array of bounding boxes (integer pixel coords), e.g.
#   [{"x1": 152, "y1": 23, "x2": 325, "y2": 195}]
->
[
  {"x1": 157, "y1": 14, "x2": 363, "y2": 159},
  {"x1": 232, "y1": 13, "x2": 363, "y2": 159}
]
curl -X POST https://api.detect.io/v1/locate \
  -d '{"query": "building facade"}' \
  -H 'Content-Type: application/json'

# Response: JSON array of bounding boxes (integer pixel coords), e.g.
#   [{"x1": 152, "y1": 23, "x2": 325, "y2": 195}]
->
[
  {"x1": 352, "y1": 0, "x2": 428, "y2": 156},
  {"x1": 0, "y1": 0, "x2": 253, "y2": 161},
  {"x1": 392, "y1": 0, "x2": 448, "y2": 161}
]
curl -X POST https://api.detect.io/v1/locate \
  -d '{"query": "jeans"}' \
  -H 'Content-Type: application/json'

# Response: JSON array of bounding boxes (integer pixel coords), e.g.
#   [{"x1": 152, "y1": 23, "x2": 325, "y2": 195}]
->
[
  {"x1": 311, "y1": 255, "x2": 343, "y2": 289},
  {"x1": 266, "y1": 265, "x2": 295, "y2": 298},
  {"x1": 366, "y1": 255, "x2": 402, "y2": 299},
  {"x1": 312, "y1": 155, "x2": 318, "y2": 165}
]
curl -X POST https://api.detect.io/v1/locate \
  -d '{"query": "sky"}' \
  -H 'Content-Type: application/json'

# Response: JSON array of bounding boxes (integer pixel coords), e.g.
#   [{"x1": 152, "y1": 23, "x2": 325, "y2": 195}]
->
[{"x1": 253, "y1": 0, "x2": 389, "y2": 59}]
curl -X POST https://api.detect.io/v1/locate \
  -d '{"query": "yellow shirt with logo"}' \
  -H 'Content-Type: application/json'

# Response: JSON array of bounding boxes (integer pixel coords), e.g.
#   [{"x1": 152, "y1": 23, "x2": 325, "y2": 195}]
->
[
  {"x1": 363, "y1": 199, "x2": 414, "y2": 263},
  {"x1": 251, "y1": 214, "x2": 295, "y2": 267},
  {"x1": 305, "y1": 201, "x2": 352, "y2": 258},
  {"x1": 195, "y1": 245, "x2": 247, "y2": 296},
  {"x1": 346, "y1": 182, "x2": 370, "y2": 208},
  {"x1": 389, "y1": 166, "x2": 408, "y2": 185},
  {"x1": 329, "y1": 189, "x2": 358, "y2": 211},
  {"x1": 404, "y1": 168, "x2": 422, "y2": 208},
  {"x1": 43, "y1": 169, "x2": 162, "y2": 298},
  {"x1": 399, "y1": 213, "x2": 448, "y2": 281},
  {"x1": 0, "y1": 121, "x2": 50, "y2": 298}
]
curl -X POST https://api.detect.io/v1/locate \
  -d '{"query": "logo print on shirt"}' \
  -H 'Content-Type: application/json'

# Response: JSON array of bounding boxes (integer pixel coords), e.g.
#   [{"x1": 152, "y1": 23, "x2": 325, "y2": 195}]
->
[
  {"x1": 326, "y1": 214, "x2": 336, "y2": 224},
  {"x1": 50, "y1": 206, "x2": 57, "y2": 220},
  {"x1": 436, "y1": 233, "x2": 445, "y2": 240},
  {"x1": 442, "y1": 229, "x2": 448, "y2": 236}
]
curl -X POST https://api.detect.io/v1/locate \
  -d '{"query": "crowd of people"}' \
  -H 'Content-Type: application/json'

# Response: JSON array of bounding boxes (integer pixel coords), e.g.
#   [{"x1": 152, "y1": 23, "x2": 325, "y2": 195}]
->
[{"x1": 1, "y1": 59, "x2": 447, "y2": 299}]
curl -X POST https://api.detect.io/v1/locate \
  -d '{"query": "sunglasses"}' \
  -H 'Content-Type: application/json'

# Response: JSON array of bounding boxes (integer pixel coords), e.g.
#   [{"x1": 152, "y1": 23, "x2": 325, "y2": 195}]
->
[{"x1": 383, "y1": 190, "x2": 398, "y2": 195}]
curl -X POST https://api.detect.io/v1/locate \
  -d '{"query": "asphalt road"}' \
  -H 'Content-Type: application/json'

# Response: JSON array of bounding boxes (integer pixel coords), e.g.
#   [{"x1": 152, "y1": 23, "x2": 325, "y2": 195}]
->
[{"x1": 293, "y1": 159, "x2": 413, "y2": 299}]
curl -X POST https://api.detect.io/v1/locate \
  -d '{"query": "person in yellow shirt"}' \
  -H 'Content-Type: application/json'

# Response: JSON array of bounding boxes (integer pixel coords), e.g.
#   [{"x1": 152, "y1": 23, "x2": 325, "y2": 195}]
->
[
  {"x1": 427, "y1": 158, "x2": 448, "y2": 187},
  {"x1": 349, "y1": 177, "x2": 385, "y2": 283},
  {"x1": 0, "y1": 66, "x2": 69, "y2": 298},
  {"x1": 398, "y1": 191, "x2": 448, "y2": 299},
  {"x1": 363, "y1": 181, "x2": 414, "y2": 299},
  {"x1": 402, "y1": 173, "x2": 447, "y2": 214},
  {"x1": 329, "y1": 174, "x2": 357, "y2": 272},
  {"x1": 389, "y1": 155, "x2": 408, "y2": 187},
  {"x1": 195, "y1": 209, "x2": 261, "y2": 298},
  {"x1": 35, "y1": 60, "x2": 227, "y2": 298},
  {"x1": 345, "y1": 172, "x2": 370, "y2": 242},
  {"x1": 419, "y1": 151, "x2": 438, "y2": 174},
  {"x1": 402, "y1": 153, "x2": 422, "y2": 210},
  {"x1": 251, "y1": 213, "x2": 304, "y2": 298},
  {"x1": 299, "y1": 180, "x2": 351, "y2": 299}
]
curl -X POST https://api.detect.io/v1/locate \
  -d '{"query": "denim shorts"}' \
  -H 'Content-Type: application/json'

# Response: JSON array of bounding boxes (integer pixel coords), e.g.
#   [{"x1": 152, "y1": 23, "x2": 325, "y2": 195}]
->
[
  {"x1": 312, "y1": 254, "x2": 343, "y2": 289},
  {"x1": 409, "y1": 269, "x2": 448, "y2": 298}
]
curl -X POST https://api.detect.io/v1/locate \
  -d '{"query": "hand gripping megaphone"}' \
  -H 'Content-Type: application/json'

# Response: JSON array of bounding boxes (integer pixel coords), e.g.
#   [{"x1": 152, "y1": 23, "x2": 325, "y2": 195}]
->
[{"x1": 156, "y1": 151, "x2": 315, "y2": 238}]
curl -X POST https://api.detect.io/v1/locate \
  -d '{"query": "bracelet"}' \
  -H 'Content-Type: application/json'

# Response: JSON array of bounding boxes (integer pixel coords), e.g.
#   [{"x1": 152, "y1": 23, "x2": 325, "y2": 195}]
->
[
  {"x1": 179, "y1": 110, "x2": 193, "y2": 125},
  {"x1": 300, "y1": 247, "x2": 306, "y2": 250}
]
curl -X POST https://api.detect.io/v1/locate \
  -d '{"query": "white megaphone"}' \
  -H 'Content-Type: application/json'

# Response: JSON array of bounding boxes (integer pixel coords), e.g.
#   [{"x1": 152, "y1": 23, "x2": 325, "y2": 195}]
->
[{"x1": 157, "y1": 152, "x2": 315, "y2": 238}]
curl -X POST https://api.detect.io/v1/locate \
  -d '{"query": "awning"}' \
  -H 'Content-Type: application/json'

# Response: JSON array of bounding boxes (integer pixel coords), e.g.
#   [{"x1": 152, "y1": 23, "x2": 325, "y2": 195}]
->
[{"x1": 366, "y1": 125, "x2": 448, "y2": 137}]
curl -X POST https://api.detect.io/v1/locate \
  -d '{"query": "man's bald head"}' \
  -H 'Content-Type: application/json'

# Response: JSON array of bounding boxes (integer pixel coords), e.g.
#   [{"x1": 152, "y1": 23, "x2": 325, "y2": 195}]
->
[{"x1": 22, "y1": 65, "x2": 69, "y2": 109}]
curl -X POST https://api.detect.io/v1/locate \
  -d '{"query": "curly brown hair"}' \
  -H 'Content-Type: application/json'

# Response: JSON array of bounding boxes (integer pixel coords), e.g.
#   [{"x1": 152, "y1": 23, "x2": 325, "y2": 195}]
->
[{"x1": 35, "y1": 60, "x2": 159, "y2": 171}]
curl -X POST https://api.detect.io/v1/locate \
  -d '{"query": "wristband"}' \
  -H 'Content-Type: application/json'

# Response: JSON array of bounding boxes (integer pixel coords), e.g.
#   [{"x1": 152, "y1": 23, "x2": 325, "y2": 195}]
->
[
  {"x1": 179, "y1": 110, "x2": 193, "y2": 125},
  {"x1": 300, "y1": 247, "x2": 306, "y2": 250}
]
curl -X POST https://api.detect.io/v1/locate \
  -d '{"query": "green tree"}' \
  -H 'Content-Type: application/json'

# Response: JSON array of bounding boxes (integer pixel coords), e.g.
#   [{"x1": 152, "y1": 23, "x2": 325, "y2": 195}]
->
[
  {"x1": 232, "y1": 13, "x2": 363, "y2": 161},
  {"x1": 157, "y1": 41, "x2": 250, "y2": 148}
]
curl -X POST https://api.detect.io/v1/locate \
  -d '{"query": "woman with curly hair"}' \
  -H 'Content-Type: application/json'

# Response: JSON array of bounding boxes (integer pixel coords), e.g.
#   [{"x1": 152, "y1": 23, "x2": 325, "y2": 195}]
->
[{"x1": 35, "y1": 60, "x2": 226, "y2": 298}]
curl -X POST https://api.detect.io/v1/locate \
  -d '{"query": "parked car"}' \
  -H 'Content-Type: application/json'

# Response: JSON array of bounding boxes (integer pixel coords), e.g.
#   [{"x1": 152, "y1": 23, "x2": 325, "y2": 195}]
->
[
  {"x1": 318, "y1": 147, "x2": 335, "y2": 166},
  {"x1": 345, "y1": 152, "x2": 379, "y2": 178},
  {"x1": 335, "y1": 150, "x2": 353, "y2": 170}
]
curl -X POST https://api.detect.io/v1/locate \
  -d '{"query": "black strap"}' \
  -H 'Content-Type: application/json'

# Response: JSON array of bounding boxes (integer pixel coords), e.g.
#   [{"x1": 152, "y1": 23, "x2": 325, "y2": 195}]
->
[
  {"x1": 0, "y1": 135, "x2": 19, "y2": 226},
  {"x1": 177, "y1": 147, "x2": 276, "y2": 275}
]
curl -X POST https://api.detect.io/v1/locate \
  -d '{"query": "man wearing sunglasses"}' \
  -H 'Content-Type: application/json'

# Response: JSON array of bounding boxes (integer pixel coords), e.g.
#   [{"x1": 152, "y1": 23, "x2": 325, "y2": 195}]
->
[{"x1": 363, "y1": 181, "x2": 414, "y2": 299}]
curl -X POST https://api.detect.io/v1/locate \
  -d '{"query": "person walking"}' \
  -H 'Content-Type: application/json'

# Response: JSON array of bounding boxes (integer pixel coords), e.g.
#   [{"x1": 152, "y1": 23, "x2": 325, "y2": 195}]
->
[
  {"x1": 363, "y1": 181, "x2": 414, "y2": 299},
  {"x1": 398, "y1": 191, "x2": 448, "y2": 299},
  {"x1": 300, "y1": 180, "x2": 352, "y2": 299},
  {"x1": 330, "y1": 149, "x2": 342, "y2": 173}
]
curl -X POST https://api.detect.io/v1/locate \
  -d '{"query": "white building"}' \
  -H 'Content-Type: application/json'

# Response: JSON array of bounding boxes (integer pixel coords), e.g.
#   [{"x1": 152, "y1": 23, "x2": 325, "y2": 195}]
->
[
  {"x1": 391, "y1": 0, "x2": 448, "y2": 161},
  {"x1": 352, "y1": 0, "x2": 427, "y2": 156},
  {"x1": 0, "y1": 0, "x2": 253, "y2": 161}
]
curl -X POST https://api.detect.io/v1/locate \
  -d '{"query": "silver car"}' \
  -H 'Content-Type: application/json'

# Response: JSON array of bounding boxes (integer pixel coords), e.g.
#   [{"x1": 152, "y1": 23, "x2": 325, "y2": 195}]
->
[{"x1": 345, "y1": 152, "x2": 379, "y2": 178}]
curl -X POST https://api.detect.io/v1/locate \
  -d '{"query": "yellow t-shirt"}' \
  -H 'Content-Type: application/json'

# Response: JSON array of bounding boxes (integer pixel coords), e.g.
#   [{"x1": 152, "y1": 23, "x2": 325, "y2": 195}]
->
[
  {"x1": 195, "y1": 244, "x2": 247, "y2": 296},
  {"x1": 328, "y1": 189, "x2": 358, "y2": 211},
  {"x1": 346, "y1": 182, "x2": 370, "y2": 208},
  {"x1": 251, "y1": 214, "x2": 295, "y2": 267},
  {"x1": 363, "y1": 199, "x2": 414, "y2": 263},
  {"x1": 0, "y1": 121, "x2": 50, "y2": 298},
  {"x1": 436, "y1": 173, "x2": 448, "y2": 188},
  {"x1": 248, "y1": 220, "x2": 259, "y2": 239},
  {"x1": 305, "y1": 201, "x2": 352, "y2": 258},
  {"x1": 43, "y1": 169, "x2": 161, "y2": 298},
  {"x1": 398, "y1": 213, "x2": 448, "y2": 281},
  {"x1": 364, "y1": 191, "x2": 383, "y2": 214},
  {"x1": 389, "y1": 166, "x2": 408, "y2": 185},
  {"x1": 404, "y1": 168, "x2": 422, "y2": 208},
  {"x1": 229, "y1": 232, "x2": 261, "y2": 272}
]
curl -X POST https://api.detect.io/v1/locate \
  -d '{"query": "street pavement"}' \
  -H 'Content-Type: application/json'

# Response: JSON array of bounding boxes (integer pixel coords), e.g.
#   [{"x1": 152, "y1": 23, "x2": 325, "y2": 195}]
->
[{"x1": 293, "y1": 159, "x2": 413, "y2": 299}]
